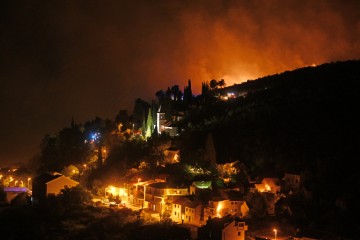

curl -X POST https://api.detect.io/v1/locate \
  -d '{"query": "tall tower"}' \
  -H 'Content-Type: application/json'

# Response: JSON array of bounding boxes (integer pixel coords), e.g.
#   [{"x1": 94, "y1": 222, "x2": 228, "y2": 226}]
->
[{"x1": 156, "y1": 106, "x2": 166, "y2": 134}]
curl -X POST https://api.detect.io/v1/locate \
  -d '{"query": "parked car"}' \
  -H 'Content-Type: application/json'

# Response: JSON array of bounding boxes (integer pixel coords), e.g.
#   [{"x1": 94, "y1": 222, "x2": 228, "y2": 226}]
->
[{"x1": 109, "y1": 201, "x2": 119, "y2": 207}]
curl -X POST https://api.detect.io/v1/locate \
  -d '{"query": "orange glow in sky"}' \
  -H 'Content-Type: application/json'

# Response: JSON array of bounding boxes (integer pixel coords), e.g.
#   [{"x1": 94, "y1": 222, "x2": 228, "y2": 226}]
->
[{"x1": 1, "y1": 0, "x2": 359, "y2": 165}]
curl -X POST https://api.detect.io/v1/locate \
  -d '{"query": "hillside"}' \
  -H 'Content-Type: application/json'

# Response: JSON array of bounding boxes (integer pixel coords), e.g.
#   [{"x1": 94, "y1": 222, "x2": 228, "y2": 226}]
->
[{"x1": 178, "y1": 59, "x2": 359, "y2": 234}]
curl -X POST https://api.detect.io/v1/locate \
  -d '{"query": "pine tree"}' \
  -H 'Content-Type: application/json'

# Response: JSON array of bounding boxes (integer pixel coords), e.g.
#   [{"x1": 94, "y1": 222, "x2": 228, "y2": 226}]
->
[
  {"x1": 183, "y1": 79, "x2": 193, "y2": 108},
  {"x1": 145, "y1": 107, "x2": 153, "y2": 139}
]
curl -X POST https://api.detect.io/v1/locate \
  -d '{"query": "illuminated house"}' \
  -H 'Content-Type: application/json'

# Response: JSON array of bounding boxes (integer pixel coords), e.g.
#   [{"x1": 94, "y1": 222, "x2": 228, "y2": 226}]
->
[
  {"x1": 130, "y1": 179, "x2": 159, "y2": 208},
  {"x1": 163, "y1": 148, "x2": 180, "y2": 165},
  {"x1": 204, "y1": 197, "x2": 230, "y2": 220},
  {"x1": 32, "y1": 172, "x2": 79, "y2": 204},
  {"x1": 254, "y1": 177, "x2": 281, "y2": 194},
  {"x1": 105, "y1": 185, "x2": 128, "y2": 203},
  {"x1": 228, "y1": 200, "x2": 249, "y2": 219},
  {"x1": 171, "y1": 196, "x2": 202, "y2": 225},
  {"x1": 204, "y1": 197, "x2": 249, "y2": 220},
  {"x1": 146, "y1": 182, "x2": 190, "y2": 214},
  {"x1": 156, "y1": 108, "x2": 181, "y2": 137}
]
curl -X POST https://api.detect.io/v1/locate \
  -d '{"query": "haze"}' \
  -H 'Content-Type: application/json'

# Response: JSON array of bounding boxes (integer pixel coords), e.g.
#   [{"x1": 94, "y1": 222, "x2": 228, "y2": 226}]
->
[{"x1": 0, "y1": 0, "x2": 359, "y2": 166}]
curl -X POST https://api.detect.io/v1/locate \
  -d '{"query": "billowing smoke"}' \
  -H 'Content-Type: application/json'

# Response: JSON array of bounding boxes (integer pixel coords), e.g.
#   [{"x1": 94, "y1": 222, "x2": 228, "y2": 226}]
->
[{"x1": 0, "y1": 0, "x2": 359, "y2": 164}]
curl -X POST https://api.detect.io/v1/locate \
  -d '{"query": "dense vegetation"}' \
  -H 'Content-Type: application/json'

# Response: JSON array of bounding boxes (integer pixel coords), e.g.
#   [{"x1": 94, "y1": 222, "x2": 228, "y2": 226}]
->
[{"x1": 178, "y1": 60, "x2": 360, "y2": 237}]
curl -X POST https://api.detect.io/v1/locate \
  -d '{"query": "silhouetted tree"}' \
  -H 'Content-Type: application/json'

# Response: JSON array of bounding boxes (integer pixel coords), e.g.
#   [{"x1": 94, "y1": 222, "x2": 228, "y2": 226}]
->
[
  {"x1": 210, "y1": 79, "x2": 218, "y2": 89},
  {"x1": 183, "y1": 79, "x2": 193, "y2": 108},
  {"x1": 218, "y1": 79, "x2": 226, "y2": 88},
  {"x1": 133, "y1": 98, "x2": 150, "y2": 128}
]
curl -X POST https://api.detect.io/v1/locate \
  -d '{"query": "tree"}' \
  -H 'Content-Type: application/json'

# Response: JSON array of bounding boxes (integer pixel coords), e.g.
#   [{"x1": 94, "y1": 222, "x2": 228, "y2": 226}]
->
[
  {"x1": 115, "y1": 109, "x2": 129, "y2": 127},
  {"x1": 170, "y1": 84, "x2": 182, "y2": 102},
  {"x1": 155, "y1": 90, "x2": 165, "y2": 101},
  {"x1": 145, "y1": 107, "x2": 153, "y2": 139},
  {"x1": 37, "y1": 134, "x2": 60, "y2": 173},
  {"x1": 210, "y1": 79, "x2": 218, "y2": 89},
  {"x1": 133, "y1": 98, "x2": 151, "y2": 127},
  {"x1": 202, "y1": 82, "x2": 210, "y2": 96},
  {"x1": 183, "y1": 79, "x2": 193, "y2": 108},
  {"x1": 218, "y1": 79, "x2": 226, "y2": 88},
  {"x1": 58, "y1": 185, "x2": 92, "y2": 209}
]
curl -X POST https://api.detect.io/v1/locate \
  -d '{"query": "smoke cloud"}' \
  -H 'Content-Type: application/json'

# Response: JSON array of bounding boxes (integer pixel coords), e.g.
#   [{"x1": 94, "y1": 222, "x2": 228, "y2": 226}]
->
[{"x1": 0, "y1": 0, "x2": 359, "y2": 164}]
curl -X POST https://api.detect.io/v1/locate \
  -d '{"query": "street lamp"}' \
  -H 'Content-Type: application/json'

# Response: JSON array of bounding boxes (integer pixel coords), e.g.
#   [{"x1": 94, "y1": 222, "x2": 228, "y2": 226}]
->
[{"x1": 273, "y1": 229, "x2": 277, "y2": 240}]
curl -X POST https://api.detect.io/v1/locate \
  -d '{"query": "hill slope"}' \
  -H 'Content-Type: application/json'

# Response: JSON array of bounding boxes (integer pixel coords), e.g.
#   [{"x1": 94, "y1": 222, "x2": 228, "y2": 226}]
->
[{"x1": 179, "y1": 59, "x2": 360, "y2": 235}]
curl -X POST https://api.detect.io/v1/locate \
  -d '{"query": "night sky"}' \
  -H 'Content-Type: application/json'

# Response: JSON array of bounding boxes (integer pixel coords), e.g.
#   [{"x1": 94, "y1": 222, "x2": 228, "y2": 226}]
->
[{"x1": 1, "y1": 0, "x2": 359, "y2": 166}]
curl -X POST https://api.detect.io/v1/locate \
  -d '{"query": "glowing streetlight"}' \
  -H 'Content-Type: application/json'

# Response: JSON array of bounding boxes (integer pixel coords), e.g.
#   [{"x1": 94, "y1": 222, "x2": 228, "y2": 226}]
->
[{"x1": 273, "y1": 229, "x2": 277, "y2": 240}]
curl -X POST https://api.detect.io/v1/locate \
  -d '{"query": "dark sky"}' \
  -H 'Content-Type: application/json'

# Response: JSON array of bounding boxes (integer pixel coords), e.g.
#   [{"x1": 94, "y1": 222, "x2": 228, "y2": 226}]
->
[{"x1": 1, "y1": 0, "x2": 359, "y2": 167}]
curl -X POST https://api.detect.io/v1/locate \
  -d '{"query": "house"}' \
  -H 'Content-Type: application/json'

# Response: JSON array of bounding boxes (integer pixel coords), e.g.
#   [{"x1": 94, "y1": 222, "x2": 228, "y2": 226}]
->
[
  {"x1": 129, "y1": 179, "x2": 190, "y2": 213},
  {"x1": 163, "y1": 148, "x2": 180, "y2": 165},
  {"x1": 146, "y1": 182, "x2": 189, "y2": 214},
  {"x1": 32, "y1": 172, "x2": 79, "y2": 204},
  {"x1": 130, "y1": 179, "x2": 159, "y2": 208},
  {"x1": 156, "y1": 110, "x2": 180, "y2": 137},
  {"x1": 254, "y1": 177, "x2": 281, "y2": 194},
  {"x1": 219, "y1": 189, "x2": 249, "y2": 218},
  {"x1": 228, "y1": 200, "x2": 249, "y2": 219},
  {"x1": 204, "y1": 197, "x2": 230, "y2": 220},
  {"x1": 262, "y1": 191, "x2": 276, "y2": 216},
  {"x1": 198, "y1": 215, "x2": 248, "y2": 240},
  {"x1": 282, "y1": 173, "x2": 301, "y2": 194},
  {"x1": 204, "y1": 196, "x2": 249, "y2": 220},
  {"x1": 171, "y1": 196, "x2": 202, "y2": 225},
  {"x1": 3, "y1": 187, "x2": 31, "y2": 203},
  {"x1": 222, "y1": 219, "x2": 248, "y2": 240}
]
